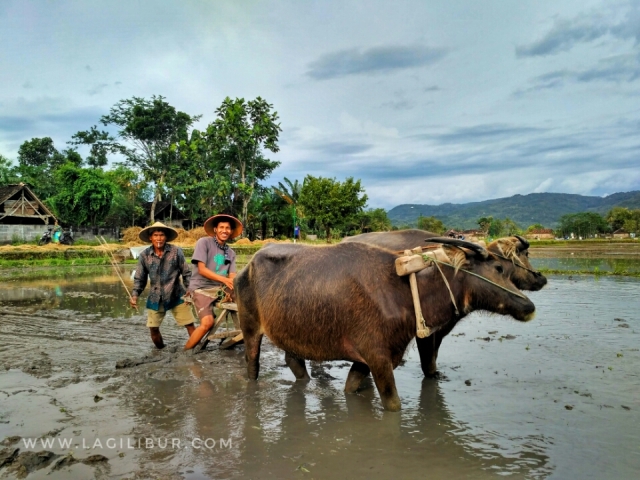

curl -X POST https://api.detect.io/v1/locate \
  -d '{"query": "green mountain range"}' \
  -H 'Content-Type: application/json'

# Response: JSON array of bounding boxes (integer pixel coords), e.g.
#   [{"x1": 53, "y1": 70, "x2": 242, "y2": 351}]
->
[{"x1": 387, "y1": 191, "x2": 640, "y2": 230}]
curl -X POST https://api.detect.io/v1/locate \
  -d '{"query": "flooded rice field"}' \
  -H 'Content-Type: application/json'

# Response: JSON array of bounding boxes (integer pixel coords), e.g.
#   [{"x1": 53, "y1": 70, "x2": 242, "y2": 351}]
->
[{"x1": 0, "y1": 263, "x2": 638, "y2": 479}]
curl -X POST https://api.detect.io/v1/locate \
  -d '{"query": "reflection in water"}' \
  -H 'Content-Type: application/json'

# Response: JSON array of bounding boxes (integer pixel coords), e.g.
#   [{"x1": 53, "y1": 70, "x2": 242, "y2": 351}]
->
[
  {"x1": 531, "y1": 257, "x2": 640, "y2": 273},
  {"x1": 0, "y1": 266, "x2": 142, "y2": 317}
]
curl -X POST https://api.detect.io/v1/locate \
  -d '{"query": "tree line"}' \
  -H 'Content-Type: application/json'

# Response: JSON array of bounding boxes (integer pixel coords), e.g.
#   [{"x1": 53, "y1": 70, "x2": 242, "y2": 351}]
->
[{"x1": 0, "y1": 95, "x2": 392, "y2": 240}]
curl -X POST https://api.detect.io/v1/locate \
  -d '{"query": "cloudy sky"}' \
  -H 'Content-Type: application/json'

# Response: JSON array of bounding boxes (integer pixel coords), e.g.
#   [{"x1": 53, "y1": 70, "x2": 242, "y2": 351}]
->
[{"x1": 1, "y1": 0, "x2": 639, "y2": 209}]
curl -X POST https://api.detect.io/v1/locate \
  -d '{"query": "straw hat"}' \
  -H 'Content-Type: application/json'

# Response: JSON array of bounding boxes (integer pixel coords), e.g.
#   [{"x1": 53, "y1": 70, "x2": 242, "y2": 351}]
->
[
  {"x1": 138, "y1": 222, "x2": 179, "y2": 243},
  {"x1": 203, "y1": 214, "x2": 243, "y2": 239}
]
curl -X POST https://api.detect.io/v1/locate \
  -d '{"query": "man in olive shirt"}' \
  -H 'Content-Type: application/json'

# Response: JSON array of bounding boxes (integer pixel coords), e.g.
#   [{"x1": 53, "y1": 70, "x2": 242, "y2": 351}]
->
[
  {"x1": 131, "y1": 222, "x2": 195, "y2": 349},
  {"x1": 184, "y1": 214, "x2": 242, "y2": 350}
]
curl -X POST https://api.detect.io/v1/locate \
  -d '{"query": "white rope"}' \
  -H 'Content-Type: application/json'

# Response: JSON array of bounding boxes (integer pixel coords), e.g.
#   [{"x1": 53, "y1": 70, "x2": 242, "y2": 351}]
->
[{"x1": 423, "y1": 255, "x2": 529, "y2": 299}]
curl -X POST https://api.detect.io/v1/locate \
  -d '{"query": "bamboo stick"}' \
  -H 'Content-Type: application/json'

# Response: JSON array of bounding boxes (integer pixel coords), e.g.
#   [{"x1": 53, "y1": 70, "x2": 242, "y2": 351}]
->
[{"x1": 96, "y1": 236, "x2": 137, "y2": 310}]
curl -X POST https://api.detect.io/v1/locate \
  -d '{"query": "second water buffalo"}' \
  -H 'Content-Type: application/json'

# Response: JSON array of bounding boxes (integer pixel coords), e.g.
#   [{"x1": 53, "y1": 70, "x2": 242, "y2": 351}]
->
[{"x1": 343, "y1": 229, "x2": 546, "y2": 376}]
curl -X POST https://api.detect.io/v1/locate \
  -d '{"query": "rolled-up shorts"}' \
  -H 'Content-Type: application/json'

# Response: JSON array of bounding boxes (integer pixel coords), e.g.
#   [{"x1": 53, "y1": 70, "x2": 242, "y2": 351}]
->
[
  {"x1": 146, "y1": 302, "x2": 195, "y2": 328},
  {"x1": 191, "y1": 288, "x2": 223, "y2": 320}
]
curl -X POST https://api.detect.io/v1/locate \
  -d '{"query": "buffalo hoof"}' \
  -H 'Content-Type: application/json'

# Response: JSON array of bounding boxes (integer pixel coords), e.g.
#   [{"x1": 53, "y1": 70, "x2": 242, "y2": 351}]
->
[{"x1": 382, "y1": 397, "x2": 402, "y2": 412}]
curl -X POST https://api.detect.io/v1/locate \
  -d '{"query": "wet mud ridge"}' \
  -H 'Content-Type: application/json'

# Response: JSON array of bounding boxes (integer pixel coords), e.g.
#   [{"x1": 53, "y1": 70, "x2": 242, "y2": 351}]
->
[{"x1": 0, "y1": 445, "x2": 109, "y2": 479}]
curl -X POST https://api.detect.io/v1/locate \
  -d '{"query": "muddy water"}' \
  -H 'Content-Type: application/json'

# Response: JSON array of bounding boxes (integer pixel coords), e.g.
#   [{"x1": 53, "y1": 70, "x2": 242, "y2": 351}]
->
[{"x1": 0, "y1": 266, "x2": 638, "y2": 479}]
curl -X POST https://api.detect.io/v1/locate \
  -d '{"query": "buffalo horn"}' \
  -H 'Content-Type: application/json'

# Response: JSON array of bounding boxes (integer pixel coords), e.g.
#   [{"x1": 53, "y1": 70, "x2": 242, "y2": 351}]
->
[
  {"x1": 514, "y1": 235, "x2": 530, "y2": 250},
  {"x1": 424, "y1": 237, "x2": 489, "y2": 259}
]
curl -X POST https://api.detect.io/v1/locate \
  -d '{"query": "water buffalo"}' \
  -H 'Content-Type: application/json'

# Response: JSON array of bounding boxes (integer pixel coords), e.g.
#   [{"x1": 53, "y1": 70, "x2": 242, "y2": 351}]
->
[
  {"x1": 343, "y1": 229, "x2": 547, "y2": 376},
  {"x1": 235, "y1": 238, "x2": 535, "y2": 411}
]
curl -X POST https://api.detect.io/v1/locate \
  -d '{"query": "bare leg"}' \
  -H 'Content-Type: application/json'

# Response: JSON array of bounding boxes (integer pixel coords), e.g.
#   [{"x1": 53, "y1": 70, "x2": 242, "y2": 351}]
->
[
  {"x1": 184, "y1": 314, "x2": 214, "y2": 350},
  {"x1": 344, "y1": 362, "x2": 371, "y2": 393},
  {"x1": 149, "y1": 327, "x2": 165, "y2": 349},
  {"x1": 184, "y1": 323, "x2": 195, "y2": 336},
  {"x1": 284, "y1": 352, "x2": 310, "y2": 380}
]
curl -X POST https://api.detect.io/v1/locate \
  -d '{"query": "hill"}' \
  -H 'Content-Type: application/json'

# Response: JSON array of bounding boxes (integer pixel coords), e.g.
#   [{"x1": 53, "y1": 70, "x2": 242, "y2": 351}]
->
[{"x1": 387, "y1": 191, "x2": 640, "y2": 229}]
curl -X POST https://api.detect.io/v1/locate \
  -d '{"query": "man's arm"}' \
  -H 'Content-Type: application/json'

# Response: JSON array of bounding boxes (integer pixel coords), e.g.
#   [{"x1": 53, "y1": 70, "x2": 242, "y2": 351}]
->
[
  {"x1": 178, "y1": 248, "x2": 191, "y2": 291},
  {"x1": 130, "y1": 256, "x2": 148, "y2": 308},
  {"x1": 195, "y1": 262, "x2": 234, "y2": 290}
]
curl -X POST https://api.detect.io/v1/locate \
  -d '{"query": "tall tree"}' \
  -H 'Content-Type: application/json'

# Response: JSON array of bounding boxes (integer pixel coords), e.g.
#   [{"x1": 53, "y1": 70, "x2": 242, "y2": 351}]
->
[
  {"x1": 557, "y1": 212, "x2": 610, "y2": 238},
  {"x1": 69, "y1": 125, "x2": 124, "y2": 168},
  {"x1": 17, "y1": 137, "x2": 60, "y2": 167},
  {"x1": 477, "y1": 216, "x2": 493, "y2": 234},
  {"x1": 100, "y1": 95, "x2": 198, "y2": 223},
  {"x1": 273, "y1": 177, "x2": 302, "y2": 237},
  {"x1": 170, "y1": 129, "x2": 234, "y2": 227},
  {"x1": 354, "y1": 208, "x2": 392, "y2": 234},
  {"x1": 104, "y1": 165, "x2": 150, "y2": 227},
  {"x1": 502, "y1": 217, "x2": 521, "y2": 236},
  {"x1": 417, "y1": 215, "x2": 445, "y2": 234},
  {"x1": 16, "y1": 138, "x2": 81, "y2": 199},
  {"x1": 0, "y1": 154, "x2": 18, "y2": 186},
  {"x1": 298, "y1": 176, "x2": 368, "y2": 242},
  {"x1": 206, "y1": 97, "x2": 281, "y2": 229},
  {"x1": 48, "y1": 163, "x2": 115, "y2": 226}
]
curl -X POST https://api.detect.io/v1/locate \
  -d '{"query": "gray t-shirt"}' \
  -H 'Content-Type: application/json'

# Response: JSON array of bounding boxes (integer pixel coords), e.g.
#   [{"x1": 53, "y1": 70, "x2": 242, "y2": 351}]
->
[{"x1": 188, "y1": 237, "x2": 237, "y2": 291}]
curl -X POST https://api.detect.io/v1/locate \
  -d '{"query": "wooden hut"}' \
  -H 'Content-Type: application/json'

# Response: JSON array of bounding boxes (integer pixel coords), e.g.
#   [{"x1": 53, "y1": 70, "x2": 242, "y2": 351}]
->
[
  {"x1": 0, "y1": 183, "x2": 56, "y2": 225},
  {"x1": 525, "y1": 228, "x2": 555, "y2": 240},
  {"x1": 612, "y1": 229, "x2": 631, "y2": 239},
  {"x1": 0, "y1": 183, "x2": 57, "y2": 243}
]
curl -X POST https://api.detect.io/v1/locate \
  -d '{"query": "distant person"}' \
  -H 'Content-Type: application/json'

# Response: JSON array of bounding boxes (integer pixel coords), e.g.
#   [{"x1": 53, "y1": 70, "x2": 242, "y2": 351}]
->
[
  {"x1": 130, "y1": 222, "x2": 195, "y2": 349},
  {"x1": 184, "y1": 214, "x2": 242, "y2": 350},
  {"x1": 294, "y1": 224, "x2": 300, "y2": 243}
]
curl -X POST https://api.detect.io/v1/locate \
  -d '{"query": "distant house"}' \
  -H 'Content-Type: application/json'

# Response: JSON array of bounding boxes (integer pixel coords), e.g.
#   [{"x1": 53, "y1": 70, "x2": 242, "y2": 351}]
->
[
  {"x1": 0, "y1": 183, "x2": 58, "y2": 243},
  {"x1": 0, "y1": 183, "x2": 56, "y2": 225},
  {"x1": 462, "y1": 229, "x2": 485, "y2": 240},
  {"x1": 525, "y1": 228, "x2": 555, "y2": 240},
  {"x1": 613, "y1": 228, "x2": 631, "y2": 239},
  {"x1": 142, "y1": 201, "x2": 189, "y2": 229}
]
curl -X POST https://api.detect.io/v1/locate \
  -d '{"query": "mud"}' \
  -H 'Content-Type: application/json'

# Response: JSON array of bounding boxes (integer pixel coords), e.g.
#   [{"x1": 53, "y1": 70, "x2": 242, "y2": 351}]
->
[{"x1": 0, "y1": 268, "x2": 639, "y2": 479}]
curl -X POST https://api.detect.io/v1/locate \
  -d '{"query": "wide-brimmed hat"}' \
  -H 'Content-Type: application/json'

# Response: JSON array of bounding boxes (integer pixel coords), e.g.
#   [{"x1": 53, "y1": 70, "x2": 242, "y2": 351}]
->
[
  {"x1": 203, "y1": 214, "x2": 243, "y2": 239},
  {"x1": 139, "y1": 222, "x2": 179, "y2": 243}
]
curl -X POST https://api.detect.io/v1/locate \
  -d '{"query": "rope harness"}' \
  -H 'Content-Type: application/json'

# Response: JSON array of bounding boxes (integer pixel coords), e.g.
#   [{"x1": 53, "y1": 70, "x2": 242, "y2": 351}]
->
[
  {"x1": 402, "y1": 250, "x2": 529, "y2": 339},
  {"x1": 423, "y1": 256, "x2": 529, "y2": 299}
]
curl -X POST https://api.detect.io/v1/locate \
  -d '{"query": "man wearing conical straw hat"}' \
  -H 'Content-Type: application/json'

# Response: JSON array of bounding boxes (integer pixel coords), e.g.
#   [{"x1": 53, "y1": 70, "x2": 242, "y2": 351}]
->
[
  {"x1": 184, "y1": 214, "x2": 242, "y2": 350},
  {"x1": 130, "y1": 222, "x2": 196, "y2": 349}
]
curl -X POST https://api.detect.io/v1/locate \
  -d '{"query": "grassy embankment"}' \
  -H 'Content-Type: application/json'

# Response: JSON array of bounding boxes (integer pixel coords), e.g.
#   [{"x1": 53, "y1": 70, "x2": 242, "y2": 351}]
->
[{"x1": 1, "y1": 238, "x2": 638, "y2": 279}]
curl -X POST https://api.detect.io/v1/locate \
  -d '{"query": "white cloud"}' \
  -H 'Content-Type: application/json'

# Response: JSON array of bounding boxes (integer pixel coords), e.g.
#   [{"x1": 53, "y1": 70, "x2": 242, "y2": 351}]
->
[{"x1": 1, "y1": 0, "x2": 639, "y2": 207}]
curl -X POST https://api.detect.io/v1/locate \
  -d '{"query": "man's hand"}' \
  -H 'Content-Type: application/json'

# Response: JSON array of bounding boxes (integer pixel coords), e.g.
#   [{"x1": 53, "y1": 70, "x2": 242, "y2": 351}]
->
[
  {"x1": 130, "y1": 296, "x2": 138, "y2": 309},
  {"x1": 221, "y1": 278, "x2": 234, "y2": 290}
]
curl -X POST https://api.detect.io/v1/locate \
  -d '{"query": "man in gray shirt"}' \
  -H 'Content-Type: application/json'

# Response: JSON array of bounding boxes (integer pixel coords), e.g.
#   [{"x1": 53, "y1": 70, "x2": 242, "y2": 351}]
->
[{"x1": 184, "y1": 214, "x2": 242, "y2": 350}]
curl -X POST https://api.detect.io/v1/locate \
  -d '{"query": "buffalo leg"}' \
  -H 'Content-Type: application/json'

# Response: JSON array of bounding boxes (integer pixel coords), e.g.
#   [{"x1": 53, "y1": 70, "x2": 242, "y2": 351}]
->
[
  {"x1": 344, "y1": 362, "x2": 370, "y2": 394},
  {"x1": 368, "y1": 358, "x2": 401, "y2": 411},
  {"x1": 416, "y1": 335, "x2": 438, "y2": 377},
  {"x1": 244, "y1": 332, "x2": 264, "y2": 380},
  {"x1": 284, "y1": 352, "x2": 310, "y2": 380}
]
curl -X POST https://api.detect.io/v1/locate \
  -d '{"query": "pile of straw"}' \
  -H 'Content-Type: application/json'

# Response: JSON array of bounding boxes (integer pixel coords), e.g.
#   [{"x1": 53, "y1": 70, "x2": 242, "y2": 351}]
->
[{"x1": 121, "y1": 227, "x2": 143, "y2": 244}]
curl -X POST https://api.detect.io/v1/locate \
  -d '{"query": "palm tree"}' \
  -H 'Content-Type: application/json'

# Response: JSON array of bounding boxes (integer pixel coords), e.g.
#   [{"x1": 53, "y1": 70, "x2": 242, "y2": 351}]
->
[{"x1": 273, "y1": 177, "x2": 302, "y2": 237}]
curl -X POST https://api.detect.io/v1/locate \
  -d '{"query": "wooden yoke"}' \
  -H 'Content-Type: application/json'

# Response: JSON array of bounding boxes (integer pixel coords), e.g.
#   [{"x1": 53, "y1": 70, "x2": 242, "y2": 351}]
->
[{"x1": 395, "y1": 247, "x2": 438, "y2": 338}]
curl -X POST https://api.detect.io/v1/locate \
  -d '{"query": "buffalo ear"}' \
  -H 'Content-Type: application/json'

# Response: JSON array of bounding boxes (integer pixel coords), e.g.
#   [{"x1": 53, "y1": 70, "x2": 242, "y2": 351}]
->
[{"x1": 441, "y1": 245, "x2": 469, "y2": 274}]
